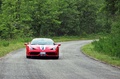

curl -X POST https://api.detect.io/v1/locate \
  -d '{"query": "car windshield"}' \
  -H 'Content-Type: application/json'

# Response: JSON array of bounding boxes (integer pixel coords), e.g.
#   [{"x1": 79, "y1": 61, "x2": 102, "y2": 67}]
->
[{"x1": 30, "y1": 38, "x2": 54, "y2": 45}]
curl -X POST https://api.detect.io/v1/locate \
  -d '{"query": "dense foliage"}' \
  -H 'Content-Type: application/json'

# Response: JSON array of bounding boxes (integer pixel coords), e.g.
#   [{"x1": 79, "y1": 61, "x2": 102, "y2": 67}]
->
[
  {"x1": 0, "y1": 0, "x2": 106, "y2": 38},
  {"x1": 93, "y1": 0, "x2": 120, "y2": 58},
  {"x1": 0, "y1": 0, "x2": 120, "y2": 58}
]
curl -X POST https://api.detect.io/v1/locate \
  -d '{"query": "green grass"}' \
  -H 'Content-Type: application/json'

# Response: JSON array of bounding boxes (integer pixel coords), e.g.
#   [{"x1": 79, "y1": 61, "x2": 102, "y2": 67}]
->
[
  {"x1": 0, "y1": 35, "x2": 92, "y2": 57},
  {"x1": 0, "y1": 42, "x2": 24, "y2": 57},
  {"x1": 0, "y1": 33, "x2": 107, "y2": 57},
  {"x1": 1, "y1": 34, "x2": 120, "y2": 67},
  {"x1": 81, "y1": 43, "x2": 120, "y2": 67},
  {"x1": 0, "y1": 36, "x2": 73, "y2": 57},
  {"x1": 0, "y1": 38, "x2": 33, "y2": 57}
]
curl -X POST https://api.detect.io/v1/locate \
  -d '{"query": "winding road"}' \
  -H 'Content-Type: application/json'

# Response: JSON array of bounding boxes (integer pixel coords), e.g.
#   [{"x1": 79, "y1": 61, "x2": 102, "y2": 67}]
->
[{"x1": 0, "y1": 40, "x2": 120, "y2": 79}]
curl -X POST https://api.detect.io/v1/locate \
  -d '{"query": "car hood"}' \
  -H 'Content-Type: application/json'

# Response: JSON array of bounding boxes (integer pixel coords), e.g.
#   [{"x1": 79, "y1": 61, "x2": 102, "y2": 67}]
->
[{"x1": 29, "y1": 45, "x2": 57, "y2": 50}]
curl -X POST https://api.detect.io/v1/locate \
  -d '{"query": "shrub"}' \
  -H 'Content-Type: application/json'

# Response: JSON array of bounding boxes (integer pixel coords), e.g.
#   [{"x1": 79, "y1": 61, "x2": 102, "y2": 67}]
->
[{"x1": 2, "y1": 41, "x2": 9, "y2": 47}]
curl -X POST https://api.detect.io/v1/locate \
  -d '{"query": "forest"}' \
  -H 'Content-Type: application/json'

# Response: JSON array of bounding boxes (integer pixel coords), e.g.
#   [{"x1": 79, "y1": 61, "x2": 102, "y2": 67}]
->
[
  {"x1": 0, "y1": 0, "x2": 110, "y2": 38},
  {"x1": 0, "y1": 0, "x2": 120, "y2": 57}
]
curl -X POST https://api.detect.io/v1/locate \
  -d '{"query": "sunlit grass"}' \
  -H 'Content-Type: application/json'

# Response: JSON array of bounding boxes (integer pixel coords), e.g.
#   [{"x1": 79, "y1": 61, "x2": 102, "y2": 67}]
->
[
  {"x1": 0, "y1": 36, "x2": 86, "y2": 57},
  {"x1": 0, "y1": 34, "x2": 107, "y2": 57},
  {"x1": 0, "y1": 42, "x2": 24, "y2": 57},
  {"x1": 0, "y1": 38, "x2": 33, "y2": 57},
  {"x1": 81, "y1": 43, "x2": 120, "y2": 67},
  {"x1": 1, "y1": 35, "x2": 120, "y2": 67}
]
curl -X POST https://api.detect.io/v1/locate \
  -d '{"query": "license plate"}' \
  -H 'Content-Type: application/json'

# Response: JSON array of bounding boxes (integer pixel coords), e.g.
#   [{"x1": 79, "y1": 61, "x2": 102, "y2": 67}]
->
[{"x1": 40, "y1": 52, "x2": 46, "y2": 56}]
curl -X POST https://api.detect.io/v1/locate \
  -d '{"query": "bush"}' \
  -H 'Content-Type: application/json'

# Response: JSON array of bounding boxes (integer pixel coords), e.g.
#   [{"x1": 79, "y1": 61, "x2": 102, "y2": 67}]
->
[
  {"x1": 2, "y1": 41, "x2": 9, "y2": 47},
  {"x1": 92, "y1": 20, "x2": 120, "y2": 58}
]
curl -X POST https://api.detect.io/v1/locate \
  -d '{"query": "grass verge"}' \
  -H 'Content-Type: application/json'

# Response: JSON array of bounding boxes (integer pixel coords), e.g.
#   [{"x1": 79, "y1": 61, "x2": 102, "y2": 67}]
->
[
  {"x1": 0, "y1": 36, "x2": 83, "y2": 57},
  {"x1": 0, "y1": 38, "x2": 33, "y2": 57},
  {"x1": 81, "y1": 43, "x2": 120, "y2": 67},
  {"x1": 0, "y1": 42, "x2": 24, "y2": 57},
  {"x1": 0, "y1": 33, "x2": 108, "y2": 57}
]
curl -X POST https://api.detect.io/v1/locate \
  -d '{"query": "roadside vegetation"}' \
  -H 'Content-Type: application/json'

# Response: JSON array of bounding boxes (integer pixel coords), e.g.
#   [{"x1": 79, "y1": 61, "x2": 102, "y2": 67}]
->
[
  {"x1": 0, "y1": 34, "x2": 102, "y2": 57},
  {"x1": 0, "y1": 0, "x2": 120, "y2": 67},
  {"x1": 0, "y1": 38, "x2": 32, "y2": 57},
  {"x1": 85, "y1": 0, "x2": 120, "y2": 67},
  {"x1": 81, "y1": 43, "x2": 120, "y2": 67}
]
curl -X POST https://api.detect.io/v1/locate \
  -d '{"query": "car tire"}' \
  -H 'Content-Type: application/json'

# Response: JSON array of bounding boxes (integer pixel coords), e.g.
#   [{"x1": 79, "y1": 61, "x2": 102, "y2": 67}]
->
[
  {"x1": 55, "y1": 56, "x2": 59, "y2": 59},
  {"x1": 26, "y1": 56, "x2": 31, "y2": 58}
]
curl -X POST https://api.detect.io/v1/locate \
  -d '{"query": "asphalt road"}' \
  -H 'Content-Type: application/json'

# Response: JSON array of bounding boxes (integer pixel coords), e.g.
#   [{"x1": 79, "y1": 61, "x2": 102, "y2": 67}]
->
[{"x1": 0, "y1": 40, "x2": 120, "y2": 79}]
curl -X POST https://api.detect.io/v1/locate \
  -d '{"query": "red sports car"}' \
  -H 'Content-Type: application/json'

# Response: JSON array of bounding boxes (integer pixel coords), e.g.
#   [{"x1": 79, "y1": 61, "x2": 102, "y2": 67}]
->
[{"x1": 24, "y1": 38, "x2": 61, "y2": 59}]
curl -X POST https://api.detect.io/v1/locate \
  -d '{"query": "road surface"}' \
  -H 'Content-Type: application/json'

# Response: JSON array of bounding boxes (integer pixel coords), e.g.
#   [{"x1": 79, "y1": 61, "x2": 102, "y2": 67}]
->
[{"x1": 0, "y1": 40, "x2": 120, "y2": 79}]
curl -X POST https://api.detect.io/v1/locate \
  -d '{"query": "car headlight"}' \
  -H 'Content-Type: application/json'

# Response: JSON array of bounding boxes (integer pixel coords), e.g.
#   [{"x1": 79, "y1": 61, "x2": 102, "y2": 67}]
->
[
  {"x1": 50, "y1": 47, "x2": 56, "y2": 50},
  {"x1": 29, "y1": 46, "x2": 35, "y2": 50}
]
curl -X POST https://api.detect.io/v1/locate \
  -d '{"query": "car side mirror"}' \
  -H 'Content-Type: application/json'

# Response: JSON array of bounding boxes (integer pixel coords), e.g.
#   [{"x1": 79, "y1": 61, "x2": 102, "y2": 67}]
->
[
  {"x1": 58, "y1": 43, "x2": 61, "y2": 46},
  {"x1": 24, "y1": 43, "x2": 28, "y2": 45},
  {"x1": 54, "y1": 43, "x2": 61, "y2": 46}
]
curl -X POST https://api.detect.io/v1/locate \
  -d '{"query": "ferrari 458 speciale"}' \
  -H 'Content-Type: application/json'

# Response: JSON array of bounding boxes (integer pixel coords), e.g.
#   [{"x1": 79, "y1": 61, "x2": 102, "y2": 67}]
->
[{"x1": 24, "y1": 38, "x2": 61, "y2": 59}]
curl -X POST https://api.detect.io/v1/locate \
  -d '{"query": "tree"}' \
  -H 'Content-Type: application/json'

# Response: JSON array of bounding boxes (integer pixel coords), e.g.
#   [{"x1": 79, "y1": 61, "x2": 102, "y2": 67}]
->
[
  {"x1": 58, "y1": 0, "x2": 80, "y2": 36},
  {"x1": 93, "y1": 0, "x2": 120, "y2": 58},
  {"x1": 76, "y1": 0, "x2": 97, "y2": 34},
  {"x1": 105, "y1": 0, "x2": 118, "y2": 17},
  {"x1": 31, "y1": 0, "x2": 61, "y2": 36},
  {"x1": 0, "y1": 0, "x2": 32, "y2": 39},
  {"x1": 0, "y1": 0, "x2": 2, "y2": 10}
]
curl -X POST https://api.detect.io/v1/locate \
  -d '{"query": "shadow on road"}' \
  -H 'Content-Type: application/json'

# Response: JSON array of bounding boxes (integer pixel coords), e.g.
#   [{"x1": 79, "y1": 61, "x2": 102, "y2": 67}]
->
[{"x1": 26, "y1": 56, "x2": 60, "y2": 60}]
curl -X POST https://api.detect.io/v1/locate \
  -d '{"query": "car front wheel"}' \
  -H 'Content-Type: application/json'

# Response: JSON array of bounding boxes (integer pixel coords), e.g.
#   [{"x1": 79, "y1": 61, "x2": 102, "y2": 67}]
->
[
  {"x1": 54, "y1": 56, "x2": 59, "y2": 59},
  {"x1": 26, "y1": 56, "x2": 31, "y2": 58}
]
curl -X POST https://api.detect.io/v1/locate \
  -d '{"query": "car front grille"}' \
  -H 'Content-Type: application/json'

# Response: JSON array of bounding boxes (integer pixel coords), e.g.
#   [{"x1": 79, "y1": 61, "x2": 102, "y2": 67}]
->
[
  {"x1": 46, "y1": 52, "x2": 56, "y2": 55},
  {"x1": 30, "y1": 52, "x2": 39, "y2": 55},
  {"x1": 30, "y1": 52, "x2": 56, "y2": 55}
]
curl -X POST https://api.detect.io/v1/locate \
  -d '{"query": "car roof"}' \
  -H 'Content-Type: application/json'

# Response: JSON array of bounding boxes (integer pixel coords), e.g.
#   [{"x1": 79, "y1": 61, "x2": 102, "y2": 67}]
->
[
  {"x1": 32, "y1": 38, "x2": 52, "y2": 40},
  {"x1": 32, "y1": 38, "x2": 53, "y2": 42}
]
